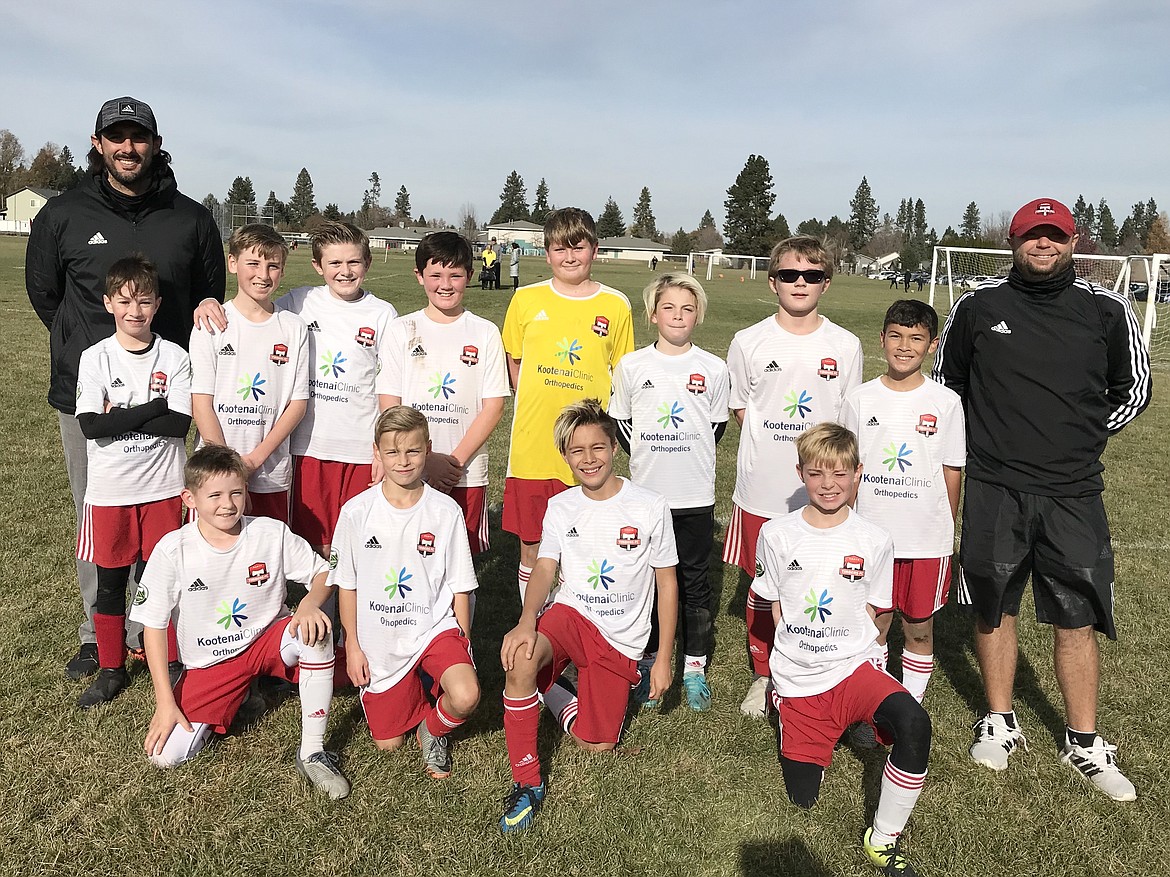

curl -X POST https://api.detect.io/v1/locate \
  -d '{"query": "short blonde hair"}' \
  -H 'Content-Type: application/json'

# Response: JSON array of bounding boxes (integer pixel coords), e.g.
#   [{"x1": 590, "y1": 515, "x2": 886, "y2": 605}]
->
[
  {"x1": 642, "y1": 273, "x2": 708, "y2": 325},
  {"x1": 311, "y1": 221, "x2": 371, "y2": 263},
  {"x1": 544, "y1": 207, "x2": 598, "y2": 249},
  {"x1": 795, "y1": 422, "x2": 859, "y2": 470},
  {"x1": 768, "y1": 235, "x2": 834, "y2": 280},
  {"x1": 185, "y1": 444, "x2": 248, "y2": 490},
  {"x1": 553, "y1": 398, "x2": 616, "y2": 457},
  {"x1": 374, "y1": 405, "x2": 430, "y2": 445}
]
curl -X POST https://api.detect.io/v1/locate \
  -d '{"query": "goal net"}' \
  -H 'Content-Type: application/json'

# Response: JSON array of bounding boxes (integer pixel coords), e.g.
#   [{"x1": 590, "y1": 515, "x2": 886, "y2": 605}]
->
[
  {"x1": 928, "y1": 247, "x2": 1127, "y2": 310},
  {"x1": 692, "y1": 252, "x2": 769, "y2": 281},
  {"x1": 1125, "y1": 254, "x2": 1170, "y2": 365}
]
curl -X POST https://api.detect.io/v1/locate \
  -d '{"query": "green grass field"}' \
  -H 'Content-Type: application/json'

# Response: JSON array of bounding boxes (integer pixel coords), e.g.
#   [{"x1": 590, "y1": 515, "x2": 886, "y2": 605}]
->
[{"x1": 0, "y1": 236, "x2": 1166, "y2": 877}]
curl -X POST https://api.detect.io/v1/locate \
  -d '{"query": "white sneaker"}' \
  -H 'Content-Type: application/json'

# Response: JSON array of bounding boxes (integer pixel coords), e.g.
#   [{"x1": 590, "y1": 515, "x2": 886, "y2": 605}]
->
[
  {"x1": 1061, "y1": 733, "x2": 1137, "y2": 802},
  {"x1": 739, "y1": 675, "x2": 770, "y2": 718},
  {"x1": 296, "y1": 750, "x2": 350, "y2": 800},
  {"x1": 970, "y1": 712, "x2": 1027, "y2": 771}
]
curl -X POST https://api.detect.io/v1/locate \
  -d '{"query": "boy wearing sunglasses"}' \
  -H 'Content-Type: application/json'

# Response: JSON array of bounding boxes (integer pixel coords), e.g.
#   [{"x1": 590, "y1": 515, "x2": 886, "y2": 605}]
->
[{"x1": 724, "y1": 236, "x2": 863, "y2": 718}]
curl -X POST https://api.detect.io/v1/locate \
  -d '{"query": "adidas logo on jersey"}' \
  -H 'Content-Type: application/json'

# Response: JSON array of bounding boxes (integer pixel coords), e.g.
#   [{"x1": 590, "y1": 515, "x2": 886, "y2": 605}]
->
[
  {"x1": 641, "y1": 379, "x2": 655, "y2": 389},
  {"x1": 991, "y1": 321, "x2": 1012, "y2": 334},
  {"x1": 219, "y1": 343, "x2": 236, "y2": 356},
  {"x1": 866, "y1": 416, "x2": 879, "y2": 426},
  {"x1": 365, "y1": 536, "x2": 381, "y2": 549},
  {"x1": 188, "y1": 578, "x2": 208, "y2": 591},
  {"x1": 410, "y1": 344, "x2": 427, "y2": 357},
  {"x1": 566, "y1": 527, "x2": 579, "y2": 538},
  {"x1": 764, "y1": 360, "x2": 782, "y2": 373},
  {"x1": 88, "y1": 232, "x2": 108, "y2": 245},
  {"x1": 787, "y1": 560, "x2": 803, "y2": 571},
  {"x1": 533, "y1": 310, "x2": 549, "y2": 321},
  {"x1": 307, "y1": 321, "x2": 321, "y2": 332},
  {"x1": 110, "y1": 377, "x2": 125, "y2": 388}
]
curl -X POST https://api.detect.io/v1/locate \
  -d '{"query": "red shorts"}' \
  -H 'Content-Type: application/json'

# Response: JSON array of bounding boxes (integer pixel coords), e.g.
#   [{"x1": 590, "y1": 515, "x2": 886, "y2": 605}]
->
[
  {"x1": 503, "y1": 477, "x2": 568, "y2": 543},
  {"x1": 721, "y1": 504, "x2": 770, "y2": 576},
  {"x1": 78, "y1": 496, "x2": 182, "y2": 567},
  {"x1": 449, "y1": 486, "x2": 489, "y2": 555},
  {"x1": 893, "y1": 556, "x2": 952, "y2": 620},
  {"x1": 536, "y1": 603, "x2": 640, "y2": 745},
  {"x1": 777, "y1": 661, "x2": 906, "y2": 767},
  {"x1": 248, "y1": 490, "x2": 290, "y2": 523},
  {"x1": 360, "y1": 629, "x2": 474, "y2": 740},
  {"x1": 291, "y1": 455, "x2": 372, "y2": 546},
  {"x1": 176, "y1": 618, "x2": 305, "y2": 734}
]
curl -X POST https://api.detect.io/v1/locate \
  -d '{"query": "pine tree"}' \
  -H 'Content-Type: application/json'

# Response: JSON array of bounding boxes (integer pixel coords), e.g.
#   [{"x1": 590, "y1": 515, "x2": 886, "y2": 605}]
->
[
  {"x1": 1097, "y1": 199, "x2": 1118, "y2": 248},
  {"x1": 847, "y1": 176, "x2": 878, "y2": 250},
  {"x1": 723, "y1": 154, "x2": 776, "y2": 256},
  {"x1": 669, "y1": 228, "x2": 693, "y2": 255},
  {"x1": 53, "y1": 145, "x2": 81, "y2": 191},
  {"x1": 912, "y1": 199, "x2": 928, "y2": 249},
  {"x1": 796, "y1": 218, "x2": 826, "y2": 238},
  {"x1": 367, "y1": 172, "x2": 382, "y2": 209},
  {"x1": 489, "y1": 171, "x2": 529, "y2": 225},
  {"x1": 772, "y1": 213, "x2": 791, "y2": 240},
  {"x1": 1073, "y1": 194, "x2": 1091, "y2": 230},
  {"x1": 530, "y1": 178, "x2": 551, "y2": 224},
  {"x1": 960, "y1": 202, "x2": 981, "y2": 240},
  {"x1": 322, "y1": 203, "x2": 342, "y2": 221},
  {"x1": 394, "y1": 185, "x2": 412, "y2": 223},
  {"x1": 225, "y1": 176, "x2": 257, "y2": 228},
  {"x1": 262, "y1": 190, "x2": 286, "y2": 225},
  {"x1": 699, "y1": 209, "x2": 716, "y2": 229},
  {"x1": 1145, "y1": 212, "x2": 1170, "y2": 255},
  {"x1": 597, "y1": 197, "x2": 626, "y2": 238},
  {"x1": 629, "y1": 186, "x2": 658, "y2": 240},
  {"x1": 201, "y1": 193, "x2": 220, "y2": 213},
  {"x1": 285, "y1": 169, "x2": 316, "y2": 229}
]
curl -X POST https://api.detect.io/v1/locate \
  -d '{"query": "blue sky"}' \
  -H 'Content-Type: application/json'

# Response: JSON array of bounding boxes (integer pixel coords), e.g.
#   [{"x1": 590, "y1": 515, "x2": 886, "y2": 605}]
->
[{"x1": 5, "y1": 0, "x2": 1168, "y2": 235}]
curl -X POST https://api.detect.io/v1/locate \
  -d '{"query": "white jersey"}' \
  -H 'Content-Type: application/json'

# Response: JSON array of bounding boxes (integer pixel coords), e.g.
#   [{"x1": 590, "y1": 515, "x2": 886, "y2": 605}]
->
[
  {"x1": 538, "y1": 479, "x2": 678, "y2": 660},
  {"x1": 728, "y1": 315, "x2": 862, "y2": 517},
  {"x1": 189, "y1": 300, "x2": 310, "y2": 493},
  {"x1": 328, "y1": 484, "x2": 477, "y2": 693},
  {"x1": 379, "y1": 309, "x2": 509, "y2": 488},
  {"x1": 609, "y1": 344, "x2": 730, "y2": 509},
  {"x1": 753, "y1": 509, "x2": 894, "y2": 698},
  {"x1": 129, "y1": 516, "x2": 328, "y2": 670},
  {"x1": 75, "y1": 335, "x2": 192, "y2": 506},
  {"x1": 276, "y1": 285, "x2": 398, "y2": 464},
  {"x1": 842, "y1": 377, "x2": 966, "y2": 558}
]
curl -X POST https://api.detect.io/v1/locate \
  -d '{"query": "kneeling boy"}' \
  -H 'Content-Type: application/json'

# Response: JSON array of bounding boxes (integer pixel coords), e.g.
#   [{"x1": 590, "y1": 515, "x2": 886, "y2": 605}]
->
[
  {"x1": 332, "y1": 406, "x2": 480, "y2": 780},
  {"x1": 754, "y1": 423, "x2": 930, "y2": 876},
  {"x1": 499, "y1": 399, "x2": 678, "y2": 833},
  {"x1": 130, "y1": 445, "x2": 349, "y2": 799}
]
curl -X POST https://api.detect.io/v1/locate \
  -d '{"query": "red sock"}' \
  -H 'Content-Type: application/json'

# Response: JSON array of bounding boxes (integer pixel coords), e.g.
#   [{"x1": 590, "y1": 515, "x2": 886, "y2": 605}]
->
[
  {"x1": 93, "y1": 613, "x2": 127, "y2": 669},
  {"x1": 425, "y1": 695, "x2": 466, "y2": 738},
  {"x1": 167, "y1": 623, "x2": 179, "y2": 663},
  {"x1": 503, "y1": 691, "x2": 541, "y2": 786},
  {"x1": 745, "y1": 588, "x2": 775, "y2": 677}
]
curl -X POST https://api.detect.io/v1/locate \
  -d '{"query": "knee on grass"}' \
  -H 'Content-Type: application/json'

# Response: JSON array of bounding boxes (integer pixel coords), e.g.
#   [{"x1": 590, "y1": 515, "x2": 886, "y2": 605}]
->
[
  {"x1": 571, "y1": 736, "x2": 616, "y2": 754},
  {"x1": 149, "y1": 724, "x2": 213, "y2": 768}
]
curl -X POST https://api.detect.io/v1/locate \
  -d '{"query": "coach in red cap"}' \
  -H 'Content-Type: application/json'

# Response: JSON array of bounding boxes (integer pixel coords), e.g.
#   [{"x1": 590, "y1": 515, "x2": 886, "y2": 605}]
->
[
  {"x1": 26, "y1": 96, "x2": 227, "y2": 684},
  {"x1": 933, "y1": 197, "x2": 1151, "y2": 801}
]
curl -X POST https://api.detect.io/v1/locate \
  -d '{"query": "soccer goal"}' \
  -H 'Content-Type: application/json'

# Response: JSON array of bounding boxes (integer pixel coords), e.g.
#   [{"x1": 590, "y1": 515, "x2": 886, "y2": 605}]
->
[
  {"x1": 928, "y1": 247, "x2": 1128, "y2": 310},
  {"x1": 1124, "y1": 254, "x2": 1170, "y2": 364},
  {"x1": 692, "y1": 252, "x2": 769, "y2": 281}
]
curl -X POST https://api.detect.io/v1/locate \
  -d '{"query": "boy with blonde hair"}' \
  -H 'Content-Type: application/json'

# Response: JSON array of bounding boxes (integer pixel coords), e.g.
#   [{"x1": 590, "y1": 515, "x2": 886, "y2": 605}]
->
[
  {"x1": 332, "y1": 406, "x2": 480, "y2": 779},
  {"x1": 74, "y1": 255, "x2": 191, "y2": 708},
  {"x1": 754, "y1": 423, "x2": 930, "y2": 876},
  {"x1": 189, "y1": 224, "x2": 308, "y2": 522},
  {"x1": 502, "y1": 208, "x2": 634, "y2": 600},
  {"x1": 725, "y1": 235, "x2": 863, "y2": 717},
  {"x1": 610, "y1": 273, "x2": 730, "y2": 710}
]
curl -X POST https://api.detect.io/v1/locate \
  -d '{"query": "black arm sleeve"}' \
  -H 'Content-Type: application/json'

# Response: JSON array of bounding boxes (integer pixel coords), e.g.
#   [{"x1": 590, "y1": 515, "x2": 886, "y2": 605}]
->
[
  {"x1": 138, "y1": 411, "x2": 193, "y2": 439},
  {"x1": 76, "y1": 397, "x2": 167, "y2": 439},
  {"x1": 615, "y1": 418, "x2": 633, "y2": 455},
  {"x1": 713, "y1": 421, "x2": 727, "y2": 445}
]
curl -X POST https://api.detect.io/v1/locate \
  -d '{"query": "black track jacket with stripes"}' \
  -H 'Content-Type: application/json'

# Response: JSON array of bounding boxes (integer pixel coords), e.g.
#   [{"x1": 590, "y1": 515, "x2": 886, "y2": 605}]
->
[{"x1": 932, "y1": 274, "x2": 1151, "y2": 496}]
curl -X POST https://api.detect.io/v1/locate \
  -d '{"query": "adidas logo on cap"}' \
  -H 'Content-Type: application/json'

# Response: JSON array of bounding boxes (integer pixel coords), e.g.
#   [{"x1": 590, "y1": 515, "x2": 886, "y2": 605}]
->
[
  {"x1": 787, "y1": 559, "x2": 802, "y2": 571},
  {"x1": 641, "y1": 379, "x2": 654, "y2": 389},
  {"x1": 764, "y1": 360, "x2": 782, "y2": 373},
  {"x1": 866, "y1": 416, "x2": 879, "y2": 426},
  {"x1": 534, "y1": 310, "x2": 549, "y2": 321},
  {"x1": 219, "y1": 344, "x2": 236, "y2": 356},
  {"x1": 88, "y1": 232, "x2": 108, "y2": 246},
  {"x1": 566, "y1": 527, "x2": 579, "y2": 538},
  {"x1": 307, "y1": 321, "x2": 321, "y2": 332},
  {"x1": 365, "y1": 536, "x2": 381, "y2": 548},
  {"x1": 188, "y1": 578, "x2": 209, "y2": 591},
  {"x1": 410, "y1": 345, "x2": 427, "y2": 357},
  {"x1": 110, "y1": 377, "x2": 125, "y2": 388}
]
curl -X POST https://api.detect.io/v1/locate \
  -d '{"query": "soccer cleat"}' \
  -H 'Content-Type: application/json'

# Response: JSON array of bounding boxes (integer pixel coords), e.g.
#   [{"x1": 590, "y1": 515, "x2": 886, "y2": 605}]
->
[
  {"x1": 739, "y1": 675, "x2": 771, "y2": 718},
  {"x1": 683, "y1": 672, "x2": 711, "y2": 712},
  {"x1": 65, "y1": 643, "x2": 99, "y2": 681},
  {"x1": 416, "y1": 721, "x2": 453, "y2": 780},
  {"x1": 77, "y1": 667, "x2": 130, "y2": 709},
  {"x1": 1060, "y1": 733, "x2": 1137, "y2": 802},
  {"x1": 500, "y1": 782, "x2": 545, "y2": 833},
  {"x1": 295, "y1": 750, "x2": 350, "y2": 800},
  {"x1": 863, "y1": 828, "x2": 921, "y2": 877},
  {"x1": 969, "y1": 712, "x2": 1027, "y2": 771}
]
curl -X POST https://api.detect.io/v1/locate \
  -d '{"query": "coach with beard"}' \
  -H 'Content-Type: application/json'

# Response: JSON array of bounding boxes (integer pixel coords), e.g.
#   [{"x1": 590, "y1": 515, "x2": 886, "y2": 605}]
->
[{"x1": 26, "y1": 96, "x2": 226, "y2": 682}]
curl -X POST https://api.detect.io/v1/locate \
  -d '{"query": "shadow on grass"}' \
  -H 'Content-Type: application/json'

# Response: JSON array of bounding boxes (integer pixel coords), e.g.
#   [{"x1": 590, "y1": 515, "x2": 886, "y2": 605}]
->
[{"x1": 739, "y1": 837, "x2": 834, "y2": 877}]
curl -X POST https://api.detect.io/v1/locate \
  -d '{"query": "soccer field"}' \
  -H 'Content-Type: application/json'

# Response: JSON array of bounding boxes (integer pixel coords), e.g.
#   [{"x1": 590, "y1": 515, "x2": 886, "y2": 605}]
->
[{"x1": 0, "y1": 235, "x2": 1165, "y2": 877}]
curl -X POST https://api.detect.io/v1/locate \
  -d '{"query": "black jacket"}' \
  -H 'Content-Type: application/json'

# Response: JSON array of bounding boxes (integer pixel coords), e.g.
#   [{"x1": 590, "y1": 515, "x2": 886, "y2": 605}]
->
[
  {"x1": 932, "y1": 273, "x2": 1151, "y2": 496},
  {"x1": 25, "y1": 168, "x2": 225, "y2": 414}
]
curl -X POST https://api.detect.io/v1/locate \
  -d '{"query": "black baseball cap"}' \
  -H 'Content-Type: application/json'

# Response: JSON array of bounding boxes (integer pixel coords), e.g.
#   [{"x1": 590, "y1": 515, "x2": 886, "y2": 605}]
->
[{"x1": 94, "y1": 96, "x2": 158, "y2": 136}]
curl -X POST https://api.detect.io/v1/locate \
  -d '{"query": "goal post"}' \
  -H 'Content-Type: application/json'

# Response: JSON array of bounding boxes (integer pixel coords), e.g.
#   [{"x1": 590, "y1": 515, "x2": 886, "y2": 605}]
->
[
  {"x1": 691, "y1": 252, "x2": 769, "y2": 281},
  {"x1": 1126, "y1": 253, "x2": 1169, "y2": 363}
]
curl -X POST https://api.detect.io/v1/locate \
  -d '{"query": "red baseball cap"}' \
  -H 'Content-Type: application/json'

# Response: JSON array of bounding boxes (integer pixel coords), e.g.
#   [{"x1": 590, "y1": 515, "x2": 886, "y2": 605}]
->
[{"x1": 1009, "y1": 198, "x2": 1076, "y2": 238}]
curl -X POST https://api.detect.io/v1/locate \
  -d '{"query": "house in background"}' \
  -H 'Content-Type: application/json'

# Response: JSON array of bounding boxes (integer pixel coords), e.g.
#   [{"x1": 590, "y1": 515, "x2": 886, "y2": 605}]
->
[
  {"x1": 367, "y1": 225, "x2": 434, "y2": 251},
  {"x1": 2, "y1": 186, "x2": 60, "y2": 224},
  {"x1": 597, "y1": 235, "x2": 669, "y2": 264},
  {"x1": 485, "y1": 219, "x2": 544, "y2": 252}
]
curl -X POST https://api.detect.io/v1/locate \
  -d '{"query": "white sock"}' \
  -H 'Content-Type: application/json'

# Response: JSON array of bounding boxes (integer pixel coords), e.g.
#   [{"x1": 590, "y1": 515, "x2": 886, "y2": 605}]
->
[
  {"x1": 871, "y1": 758, "x2": 926, "y2": 845},
  {"x1": 542, "y1": 678, "x2": 578, "y2": 734},
  {"x1": 683, "y1": 654, "x2": 706, "y2": 674},
  {"x1": 900, "y1": 652, "x2": 933, "y2": 703},
  {"x1": 517, "y1": 563, "x2": 533, "y2": 602},
  {"x1": 296, "y1": 640, "x2": 335, "y2": 760}
]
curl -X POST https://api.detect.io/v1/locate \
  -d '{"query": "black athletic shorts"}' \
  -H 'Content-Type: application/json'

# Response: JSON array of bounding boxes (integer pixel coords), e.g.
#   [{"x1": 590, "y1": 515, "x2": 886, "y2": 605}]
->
[{"x1": 957, "y1": 478, "x2": 1116, "y2": 639}]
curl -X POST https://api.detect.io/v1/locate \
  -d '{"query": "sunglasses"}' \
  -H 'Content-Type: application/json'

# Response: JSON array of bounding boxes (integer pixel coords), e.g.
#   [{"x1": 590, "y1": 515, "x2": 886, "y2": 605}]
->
[{"x1": 773, "y1": 269, "x2": 827, "y2": 284}]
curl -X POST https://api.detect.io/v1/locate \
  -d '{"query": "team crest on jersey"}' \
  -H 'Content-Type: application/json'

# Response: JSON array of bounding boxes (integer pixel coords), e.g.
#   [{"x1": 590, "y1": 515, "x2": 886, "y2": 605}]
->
[
  {"x1": 687, "y1": 373, "x2": 707, "y2": 394},
  {"x1": 417, "y1": 532, "x2": 436, "y2": 556},
  {"x1": 133, "y1": 585, "x2": 148, "y2": 605},
  {"x1": 839, "y1": 554, "x2": 865, "y2": 581},
  {"x1": 617, "y1": 526, "x2": 641, "y2": 550},
  {"x1": 355, "y1": 326, "x2": 376, "y2": 348},
  {"x1": 460, "y1": 345, "x2": 479, "y2": 366},
  {"x1": 817, "y1": 358, "x2": 839, "y2": 380},
  {"x1": 916, "y1": 413, "x2": 938, "y2": 436},
  {"x1": 592, "y1": 315, "x2": 610, "y2": 337},
  {"x1": 150, "y1": 371, "x2": 168, "y2": 394},
  {"x1": 755, "y1": 558, "x2": 764, "y2": 578},
  {"x1": 270, "y1": 343, "x2": 289, "y2": 365},
  {"x1": 246, "y1": 562, "x2": 270, "y2": 587}
]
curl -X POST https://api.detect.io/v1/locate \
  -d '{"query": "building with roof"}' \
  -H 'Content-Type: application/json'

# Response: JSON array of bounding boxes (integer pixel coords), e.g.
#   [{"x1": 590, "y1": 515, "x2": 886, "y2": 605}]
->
[
  {"x1": 597, "y1": 235, "x2": 670, "y2": 263},
  {"x1": 485, "y1": 219, "x2": 544, "y2": 251},
  {"x1": 2, "y1": 186, "x2": 60, "y2": 223}
]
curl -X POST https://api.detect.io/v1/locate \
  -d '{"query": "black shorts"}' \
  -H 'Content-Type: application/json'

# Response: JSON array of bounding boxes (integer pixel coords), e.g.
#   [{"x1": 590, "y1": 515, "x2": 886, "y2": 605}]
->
[{"x1": 958, "y1": 478, "x2": 1116, "y2": 639}]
